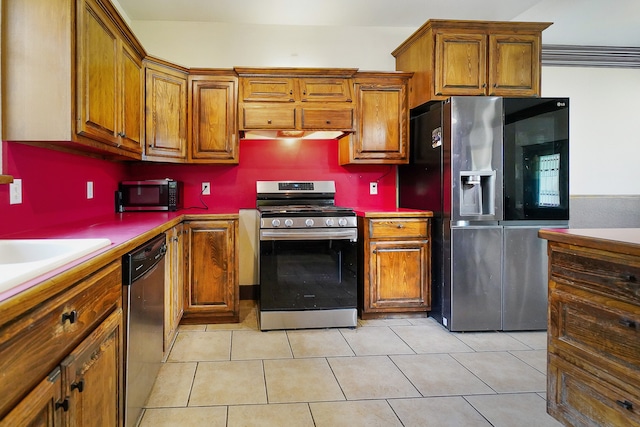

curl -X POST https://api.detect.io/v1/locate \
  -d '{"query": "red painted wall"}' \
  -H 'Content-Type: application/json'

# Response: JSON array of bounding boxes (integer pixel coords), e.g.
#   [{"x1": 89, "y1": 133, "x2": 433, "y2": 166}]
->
[
  {"x1": 0, "y1": 139, "x2": 397, "y2": 236},
  {"x1": 0, "y1": 142, "x2": 129, "y2": 236},
  {"x1": 127, "y1": 139, "x2": 397, "y2": 210}
]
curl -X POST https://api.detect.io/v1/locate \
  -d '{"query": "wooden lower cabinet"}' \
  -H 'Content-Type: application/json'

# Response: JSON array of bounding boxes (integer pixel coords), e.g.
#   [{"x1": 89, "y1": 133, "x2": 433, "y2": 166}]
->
[
  {"x1": 183, "y1": 219, "x2": 239, "y2": 323},
  {"x1": 0, "y1": 260, "x2": 123, "y2": 425},
  {"x1": 358, "y1": 213, "x2": 432, "y2": 319},
  {"x1": 164, "y1": 224, "x2": 185, "y2": 356},
  {"x1": 61, "y1": 309, "x2": 123, "y2": 427},
  {"x1": 540, "y1": 229, "x2": 640, "y2": 427}
]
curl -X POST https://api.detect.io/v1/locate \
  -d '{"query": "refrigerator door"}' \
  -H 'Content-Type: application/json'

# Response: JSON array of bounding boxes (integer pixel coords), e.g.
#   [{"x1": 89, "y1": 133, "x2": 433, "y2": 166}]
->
[
  {"x1": 502, "y1": 226, "x2": 546, "y2": 330},
  {"x1": 503, "y1": 97, "x2": 569, "y2": 221},
  {"x1": 502, "y1": 224, "x2": 567, "y2": 330},
  {"x1": 449, "y1": 97, "x2": 503, "y2": 223},
  {"x1": 449, "y1": 225, "x2": 502, "y2": 331}
]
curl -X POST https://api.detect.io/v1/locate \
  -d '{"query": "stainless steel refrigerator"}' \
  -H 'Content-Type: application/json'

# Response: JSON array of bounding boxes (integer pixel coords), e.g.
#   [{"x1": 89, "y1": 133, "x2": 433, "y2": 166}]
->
[{"x1": 398, "y1": 96, "x2": 569, "y2": 331}]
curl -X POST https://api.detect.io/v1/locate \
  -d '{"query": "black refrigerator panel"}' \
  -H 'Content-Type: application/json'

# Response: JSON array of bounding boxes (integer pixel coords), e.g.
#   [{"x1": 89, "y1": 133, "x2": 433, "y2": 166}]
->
[
  {"x1": 503, "y1": 97, "x2": 569, "y2": 221},
  {"x1": 398, "y1": 105, "x2": 444, "y2": 213}
]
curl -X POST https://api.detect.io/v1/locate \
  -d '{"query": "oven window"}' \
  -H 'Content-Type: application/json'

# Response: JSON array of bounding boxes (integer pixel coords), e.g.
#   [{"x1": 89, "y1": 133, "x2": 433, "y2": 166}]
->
[{"x1": 260, "y1": 239, "x2": 357, "y2": 311}]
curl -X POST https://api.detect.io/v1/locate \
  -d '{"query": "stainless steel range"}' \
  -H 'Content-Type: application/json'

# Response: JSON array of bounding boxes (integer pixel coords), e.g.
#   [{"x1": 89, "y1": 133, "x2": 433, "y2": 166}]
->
[{"x1": 257, "y1": 181, "x2": 358, "y2": 330}]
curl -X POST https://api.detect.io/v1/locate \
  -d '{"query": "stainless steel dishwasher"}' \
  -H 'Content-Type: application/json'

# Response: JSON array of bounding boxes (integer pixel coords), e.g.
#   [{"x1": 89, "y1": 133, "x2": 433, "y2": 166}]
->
[{"x1": 122, "y1": 233, "x2": 166, "y2": 427}]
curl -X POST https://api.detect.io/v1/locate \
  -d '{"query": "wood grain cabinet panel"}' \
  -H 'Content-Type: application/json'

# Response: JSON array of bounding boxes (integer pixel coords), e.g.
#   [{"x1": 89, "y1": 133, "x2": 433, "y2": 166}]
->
[
  {"x1": 392, "y1": 20, "x2": 551, "y2": 108},
  {"x1": 3, "y1": 0, "x2": 145, "y2": 159},
  {"x1": 183, "y1": 219, "x2": 239, "y2": 323},
  {"x1": 144, "y1": 59, "x2": 188, "y2": 162},
  {"x1": 164, "y1": 224, "x2": 185, "y2": 356},
  {"x1": 358, "y1": 215, "x2": 431, "y2": 318},
  {"x1": 541, "y1": 230, "x2": 640, "y2": 427},
  {"x1": 339, "y1": 72, "x2": 411, "y2": 165},
  {"x1": 236, "y1": 68, "x2": 356, "y2": 135},
  {"x1": 0, "y1": 260, "x2": 122, "y2": 424},
  {"x1": 188, "y1": 74, "x2": 239, "y2": 163}
]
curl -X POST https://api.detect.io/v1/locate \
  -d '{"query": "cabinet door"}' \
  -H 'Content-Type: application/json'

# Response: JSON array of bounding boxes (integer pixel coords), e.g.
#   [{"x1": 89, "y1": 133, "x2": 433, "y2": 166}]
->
[
  {"x1": 488, "y1": 34, "x2": 541, "y2": 96},
  {"x1": 434, "y1": 32, "x2": 487, "y2": 96},
  {"x1": 164, "y1": 224, "x2": 184, "y2": 354},
  {"x1": 352, "y1": 80, "x2": 408, "y2": 163},
  {"x1": 145, "y1": 64, "x2": 188, "y2": 161},
  {"x1": 61, "y1": 309, "x2": 123, "y2": 427},
  {"x1": 241, "y1": 77, "x2": 296, "y2": 102},
  {"x1": 77, "y1": 0, "x2": 119, "y2": 145},
  {"x1": 298, "y1": 78, "x2": 353, "y2": 102},
  {"x1": 368, "y1": 240, "x2": 430, "y2": 310},
  {"x1": 119, "y1": 43, "x2": 144, "y2": 155},
  {"x1": 189, "y1": 77, "x2": 238, "y2": 163},
  {"x1": 184, "y1": 220, "x2": 239, "y2": 323},
  {"x1": 0, "y1": 368, "x2": 63, "y2": 427}
]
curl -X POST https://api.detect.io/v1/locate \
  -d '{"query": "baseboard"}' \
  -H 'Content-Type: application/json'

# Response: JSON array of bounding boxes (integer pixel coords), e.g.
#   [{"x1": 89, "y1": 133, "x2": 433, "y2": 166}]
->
[{"x1": 240, "y1": 284, "x2": 259, "y2": 301}]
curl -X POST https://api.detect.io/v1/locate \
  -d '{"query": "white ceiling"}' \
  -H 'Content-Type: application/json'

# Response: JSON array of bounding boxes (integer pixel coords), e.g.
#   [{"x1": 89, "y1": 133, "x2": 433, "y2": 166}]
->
[{"x1": 116, "y1": 0, "x2": 640, "y2": 47}]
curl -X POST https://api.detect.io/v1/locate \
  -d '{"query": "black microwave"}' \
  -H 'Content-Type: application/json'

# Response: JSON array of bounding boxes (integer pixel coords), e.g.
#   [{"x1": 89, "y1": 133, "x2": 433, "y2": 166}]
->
[{"x1": 116, "y1": 179, "x2": 182, "y2": 212}]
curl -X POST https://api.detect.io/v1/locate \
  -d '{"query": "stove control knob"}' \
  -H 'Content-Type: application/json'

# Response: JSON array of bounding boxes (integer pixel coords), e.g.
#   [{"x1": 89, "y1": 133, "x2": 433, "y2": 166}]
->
[
  {"x1": 284, "y1": 219, "x2": 294, "y2": 227},
  {"x1": 305, "y1": 219, "x2": 314, "y2": 227},
  {"x1": 325, "y1": 218, "x2": 335, "y2": 227},
  {"x1": 338, "y1": 218, "x2": 348, "y2": 227},
  {"x1": 271, "y1": 219, "x2": 281, "y2": 227}
]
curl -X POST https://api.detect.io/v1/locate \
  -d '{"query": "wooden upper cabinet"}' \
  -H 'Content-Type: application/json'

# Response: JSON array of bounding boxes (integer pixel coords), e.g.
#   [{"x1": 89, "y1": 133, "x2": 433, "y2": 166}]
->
[
  {"x1": 339, "y1": 72, "x2": 411, "y2": 165},
  {"x1": 392, "y1": 20, "x2": 551, "y2": 108},
  {"x1": 2, "y1": 0, "x2": 146, "y2": 159},
  {"x1": 144, "y1": 58, "x2": 188, "y2": 162},
  {"x1": 488, "y1": 33, "x2": 541, "y2": 96},
  {"x1": 76, "y1": 0, "x2": 145, "y2": 155},
  {"x1": 241, "y1": 77, "x2": 296, "y2": 102},
  {"x1": 298, "y1": 78, "x2": 353, "y2": 102},
  {"x1": 236, "y1": 68, "x2": 357, "y2": 134},
  {"x1": 434, "y1": 32, "x2": 487, "y2": 96},
  {"x1": 188, "y1": 73, "x2": 239, "y2": 163}
]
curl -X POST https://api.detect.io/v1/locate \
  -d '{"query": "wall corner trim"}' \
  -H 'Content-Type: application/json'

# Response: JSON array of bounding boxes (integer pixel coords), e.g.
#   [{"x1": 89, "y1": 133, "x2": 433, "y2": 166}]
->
[{"x1": 542, "y1": 44, "x2": 640, "y2": 68}]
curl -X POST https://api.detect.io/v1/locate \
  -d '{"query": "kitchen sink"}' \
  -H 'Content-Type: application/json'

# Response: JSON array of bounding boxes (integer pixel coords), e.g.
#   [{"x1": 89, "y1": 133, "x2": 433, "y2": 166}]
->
[{"x1": 0, "y1": 238, "x2": 112, "y2": 294}]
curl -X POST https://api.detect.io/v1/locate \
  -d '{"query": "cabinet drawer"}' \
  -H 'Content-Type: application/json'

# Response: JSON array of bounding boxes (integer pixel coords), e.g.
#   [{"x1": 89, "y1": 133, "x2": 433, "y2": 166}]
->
[
  {"x1": 369, "y1": 219, "x2": 428, "y2": 239},
  {"x1": 241, "y1": 77, "x2": 296, "y2": 102},
  {"x1": 299, "y1": 78, "x2": 353, "y2": 102},
  {"x1": 549, "y1": 354, "x2": 640, "y2": 427},
  {"x1": 549, "y1": 289, "x2": 640, "y2": 388},
  {"x1": 301, "y1": 108, "x2": 353, "y2": 130},
  {"x1": 0, "y1": 261, "x2": 121, "y2": 418},
  {"x1": 550, "y1": 246, "x2": 640, "y2": 304},
  {"x1": 242, "y1": 106, "x2": 296, "y2": 129}
]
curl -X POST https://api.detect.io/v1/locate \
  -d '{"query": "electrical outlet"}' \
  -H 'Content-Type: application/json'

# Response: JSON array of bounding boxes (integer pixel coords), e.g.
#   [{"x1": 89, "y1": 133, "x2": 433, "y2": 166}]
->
[
  {"x1": 202, "y1": 182, "x2": 211, "y2": 195},
  {"x1": 9, "y1": 179, "x2": 22, "y2": 205},
  {"x1": 369, "y1": 182, "x2": 378, "y2": 195},
  {"x1": 87, "y1": 181, "x2": 94, "y2": 199}
]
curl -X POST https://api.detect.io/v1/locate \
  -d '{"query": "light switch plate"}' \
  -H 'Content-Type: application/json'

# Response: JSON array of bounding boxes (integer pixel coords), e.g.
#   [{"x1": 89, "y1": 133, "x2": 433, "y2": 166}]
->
[{"x1": 87, "y1": 181, "x2": 94, "y2": 199}]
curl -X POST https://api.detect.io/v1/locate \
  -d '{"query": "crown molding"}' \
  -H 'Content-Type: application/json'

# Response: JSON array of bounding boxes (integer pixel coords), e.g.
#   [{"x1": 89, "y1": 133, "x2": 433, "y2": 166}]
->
[{"x1": 542, "y1": 44, "x2": 640, "y2": 68}]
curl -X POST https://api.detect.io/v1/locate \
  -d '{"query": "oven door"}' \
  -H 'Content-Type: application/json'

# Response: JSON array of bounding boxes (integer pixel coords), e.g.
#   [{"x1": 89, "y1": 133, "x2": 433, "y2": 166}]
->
[{"x1": 259, "y1": 228, "x2": 357, "y2": 311}]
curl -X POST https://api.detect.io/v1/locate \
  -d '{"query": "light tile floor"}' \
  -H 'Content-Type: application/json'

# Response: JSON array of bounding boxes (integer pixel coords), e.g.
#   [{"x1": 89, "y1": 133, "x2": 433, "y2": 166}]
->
[{"x1": 140, "y1": 301, "x2": 563, "y2": 427}]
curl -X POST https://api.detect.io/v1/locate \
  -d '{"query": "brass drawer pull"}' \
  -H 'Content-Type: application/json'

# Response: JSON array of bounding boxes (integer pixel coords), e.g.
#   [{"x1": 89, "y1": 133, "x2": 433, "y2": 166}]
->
[
  {"x1": 61, "y1": 310, "x2": 78, "y2": 324},
  {"x1": 397, "y1": 224, "x2": 404, "y2": 228}
]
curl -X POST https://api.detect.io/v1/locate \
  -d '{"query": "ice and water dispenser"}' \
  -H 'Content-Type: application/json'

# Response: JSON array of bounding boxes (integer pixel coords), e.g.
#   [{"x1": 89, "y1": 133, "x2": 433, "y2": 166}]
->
[{"x1": 459, "y1": 171, "x2": 496, "y2": 216}]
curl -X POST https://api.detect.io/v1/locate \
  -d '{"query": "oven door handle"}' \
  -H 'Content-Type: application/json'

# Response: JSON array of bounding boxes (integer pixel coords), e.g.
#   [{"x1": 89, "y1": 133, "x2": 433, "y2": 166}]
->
[{"x1": 260, "y1": 229, "x2": 358, "y2": 242}]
